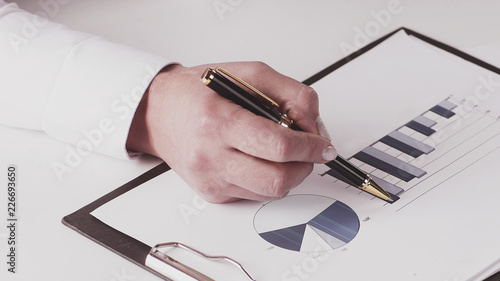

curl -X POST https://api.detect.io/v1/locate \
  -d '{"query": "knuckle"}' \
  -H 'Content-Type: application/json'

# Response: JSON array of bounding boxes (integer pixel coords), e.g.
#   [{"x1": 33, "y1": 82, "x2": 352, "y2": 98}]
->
[
  {"x1": 248, "y1": 61, "x2": 269, "y2": 72},
  {"x1": 273, "y1": 134, "x2": 292, "y2": 161},
  {"x1": 196, "y1": 183, "x2": 234, "y2": 204},
  {"x1": 224, "y1": 159, "x2": 244, "y2": 178},
  {"x1": 298, "y1": 85, "x2": 320, "y2": 113},
  {"x1": 243, "y1": 61, "x2": 272, "y2": 79},
  {"x1": 267, "y1": 163, "x2": 313, "y2": 198},
  {"x1": 185, "y1": 146, "x2": 210, "y2": 172},
  {"x1": 198, "y1": 191, "x2": 220, "y2": 204},
  {"x1": 196, "y1": 182, "x2": 221, "y2": 201},
  {"x1": 268, "y1": 167, "x2": 289, "y2": 197},
  {"x1": 301, "y1": 85, "x2": 319, "y2": 101}
]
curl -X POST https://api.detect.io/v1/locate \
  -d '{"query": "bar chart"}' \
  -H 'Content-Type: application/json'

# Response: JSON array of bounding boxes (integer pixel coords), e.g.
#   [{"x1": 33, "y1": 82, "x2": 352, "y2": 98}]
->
[
  {"x1": 323, "y1": 98, "x2": 499, "y2": 204},
  {"x1": 253, "y1": 97, "x2": 500, "y2": 253}
]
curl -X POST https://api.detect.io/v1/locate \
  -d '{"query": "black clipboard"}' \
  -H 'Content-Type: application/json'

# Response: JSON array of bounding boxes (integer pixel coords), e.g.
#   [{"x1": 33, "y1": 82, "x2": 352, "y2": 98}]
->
[
  {"x1": 62, "y1": 27, "x2": 500, "y2": 281},
  {"x1": 62, "y1": 163, "x2": 170, "y2": 280}
]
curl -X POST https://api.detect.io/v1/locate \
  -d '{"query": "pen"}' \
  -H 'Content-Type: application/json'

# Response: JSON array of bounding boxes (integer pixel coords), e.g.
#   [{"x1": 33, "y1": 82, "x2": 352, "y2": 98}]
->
[{"x1": 201, "y1": 67, "x2": 394, "y2": 203}]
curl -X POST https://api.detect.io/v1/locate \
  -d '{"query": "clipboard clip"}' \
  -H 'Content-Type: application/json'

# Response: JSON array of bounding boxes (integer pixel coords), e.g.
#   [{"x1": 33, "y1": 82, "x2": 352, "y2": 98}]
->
[{"x1": 148, "y1": 242, "x2": 256, "y2": 281}]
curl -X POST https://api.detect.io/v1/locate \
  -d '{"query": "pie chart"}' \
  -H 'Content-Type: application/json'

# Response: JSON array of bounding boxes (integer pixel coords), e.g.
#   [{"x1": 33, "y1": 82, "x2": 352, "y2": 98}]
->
[{"x1": 253, "y1": 195, "x2": 360, "y2": 253}]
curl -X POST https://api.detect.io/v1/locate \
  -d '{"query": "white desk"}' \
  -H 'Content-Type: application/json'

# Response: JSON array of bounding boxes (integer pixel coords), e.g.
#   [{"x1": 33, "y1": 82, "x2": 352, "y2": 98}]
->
[{"x1": 2, "y1": 1, "x2": 500, "y2": 280}]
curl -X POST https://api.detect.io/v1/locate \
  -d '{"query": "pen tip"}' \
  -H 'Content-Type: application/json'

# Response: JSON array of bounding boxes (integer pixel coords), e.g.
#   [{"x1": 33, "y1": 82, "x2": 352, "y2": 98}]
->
[
  {"x1": 386, "y1": 194, "x2": 395, "y2": 203},
  {"x1": 367, "y1": 177, "x2": 394, "y2": 202}
]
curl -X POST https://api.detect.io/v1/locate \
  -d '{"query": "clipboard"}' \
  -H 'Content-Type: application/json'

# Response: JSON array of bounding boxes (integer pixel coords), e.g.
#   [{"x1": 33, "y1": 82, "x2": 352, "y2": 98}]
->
[
  {"x1": 62, "y1": 27, "x2": 500, "y2": 281},
  {"x1": 62, "y1": 163, "x2": 255, "y2": 281}
]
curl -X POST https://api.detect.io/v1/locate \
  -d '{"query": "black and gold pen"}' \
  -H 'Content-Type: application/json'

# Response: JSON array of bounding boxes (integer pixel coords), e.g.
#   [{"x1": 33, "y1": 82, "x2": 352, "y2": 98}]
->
[{"x1": 201, "y1": 67, "x2": 394, "y2": 203}]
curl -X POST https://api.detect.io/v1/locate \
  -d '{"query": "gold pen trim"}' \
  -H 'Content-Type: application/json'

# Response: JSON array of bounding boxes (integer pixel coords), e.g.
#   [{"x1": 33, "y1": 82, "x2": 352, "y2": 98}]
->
[
  {"x1": 278, "y1": 114, "x2": 293, "y2": 128},
  {"x1": 215, "y1": 67, "x2": 280, "y2": 108},
  {"x1": 361, "y1": 176, "x2": 393, "y2": 202},
  {"x1": 202, "y1": 67, "x2": 393, "y2": 203},
  {"x1": 201, "y1": 68, "x2": 215, "y2": 85}
]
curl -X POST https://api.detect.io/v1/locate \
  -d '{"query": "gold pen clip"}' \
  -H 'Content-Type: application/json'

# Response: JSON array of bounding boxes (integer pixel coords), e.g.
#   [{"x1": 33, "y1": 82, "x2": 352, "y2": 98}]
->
[
  {"x1": 201, "y1": 67, "x2": 295, "y2": 128},
  {"x1": 215, "y1": 67, "x2": 280, "y2": 109}
]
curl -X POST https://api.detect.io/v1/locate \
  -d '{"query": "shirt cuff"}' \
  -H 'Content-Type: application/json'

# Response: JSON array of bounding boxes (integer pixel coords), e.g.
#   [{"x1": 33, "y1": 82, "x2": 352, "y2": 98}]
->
[{"x1": 40, "y1": 38, "x2": 175, "y2": 160}]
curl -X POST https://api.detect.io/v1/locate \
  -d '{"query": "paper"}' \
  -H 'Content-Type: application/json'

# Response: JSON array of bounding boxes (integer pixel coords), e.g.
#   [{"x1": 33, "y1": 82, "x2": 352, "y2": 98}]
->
[{"x1": 91, "y1": 30, "x2": 500, "y2": 281}]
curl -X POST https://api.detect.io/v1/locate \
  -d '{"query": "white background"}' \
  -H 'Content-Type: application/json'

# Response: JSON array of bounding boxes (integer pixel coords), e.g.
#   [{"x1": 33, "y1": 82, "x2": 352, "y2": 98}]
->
[{"x1": 2, "y1": 1, "x2": 500, "y2": 280}]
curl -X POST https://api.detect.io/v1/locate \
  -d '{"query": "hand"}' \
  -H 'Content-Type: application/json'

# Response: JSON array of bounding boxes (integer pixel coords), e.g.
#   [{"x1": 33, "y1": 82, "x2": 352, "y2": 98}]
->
[{"x1": 127, "y1": 62, "x2": 336, "y2": 203}]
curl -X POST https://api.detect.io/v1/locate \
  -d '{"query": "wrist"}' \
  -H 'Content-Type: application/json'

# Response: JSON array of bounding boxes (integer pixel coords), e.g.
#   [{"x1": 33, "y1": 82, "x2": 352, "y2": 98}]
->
[{"x1": 126, "y1": 64, "x2": 183, "y2": 157}]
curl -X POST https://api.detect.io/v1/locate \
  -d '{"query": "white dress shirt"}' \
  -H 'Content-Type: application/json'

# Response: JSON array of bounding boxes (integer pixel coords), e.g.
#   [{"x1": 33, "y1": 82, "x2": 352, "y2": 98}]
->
[{"x1": 0, "y1": 1, "x2": 173, "y2": 160}]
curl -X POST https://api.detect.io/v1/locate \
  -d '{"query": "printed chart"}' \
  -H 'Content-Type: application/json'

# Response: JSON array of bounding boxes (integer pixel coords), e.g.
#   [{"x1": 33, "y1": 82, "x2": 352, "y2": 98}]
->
[{"x1": 253, "y1": 195, "x2": 360, "y2": 253}]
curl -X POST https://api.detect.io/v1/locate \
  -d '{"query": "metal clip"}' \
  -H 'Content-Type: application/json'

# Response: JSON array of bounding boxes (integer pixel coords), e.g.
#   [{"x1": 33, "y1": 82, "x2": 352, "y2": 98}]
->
[{"x1": 149, "y1": 242, "x2": 256, "y2": 281}]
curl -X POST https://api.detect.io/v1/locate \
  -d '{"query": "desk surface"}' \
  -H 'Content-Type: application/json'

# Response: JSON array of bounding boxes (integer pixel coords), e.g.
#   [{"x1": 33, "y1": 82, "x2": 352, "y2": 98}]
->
[{"x1": 3, "y1": 1, "x2": 500, "y2": 280}]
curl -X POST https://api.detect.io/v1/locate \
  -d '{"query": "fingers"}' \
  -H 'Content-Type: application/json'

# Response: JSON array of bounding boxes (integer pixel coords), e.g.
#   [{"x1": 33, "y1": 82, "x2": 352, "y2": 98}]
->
[
  {"x1": 222, "y1": 106, "x2": 337, "y2": 164},
  {"x1": 156, "y1": 62, "x2": 338, "y2": 204},
  {"x1": 221, "y1": 62, "x2": 324, "y2": 135},
  {"x1": 197, "y1": 184, "x2": 288, "y2": 204},
  {"x1": 193, "y1": 151, "x2": 313, "y2": 204},
  {"x1": 199, "y1": 62, "x2": 337, "y2": 164},
  {"x1": 263, "y1": 80, "x2": 321, "y2": 134},
  {"x1": 224, "y1": 152, "x2": 313, "y2": 197}
]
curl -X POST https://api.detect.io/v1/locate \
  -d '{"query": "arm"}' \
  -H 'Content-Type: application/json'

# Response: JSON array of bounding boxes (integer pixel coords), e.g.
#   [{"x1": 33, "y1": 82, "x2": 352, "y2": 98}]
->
[
  {"x1": 0, "y1": 2, "x2": 172, "y2": 159},
  {"x1": 1, "y1": 3, "x2": 335, "y2": 202},
  {"x1": 127, "y1": 63, "x2": 336, "y2": 203}
]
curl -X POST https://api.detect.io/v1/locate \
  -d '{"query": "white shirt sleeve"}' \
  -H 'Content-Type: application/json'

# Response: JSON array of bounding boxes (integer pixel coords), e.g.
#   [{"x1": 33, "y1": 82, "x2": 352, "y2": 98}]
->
[{"x1": 0, "y1": 2, "x2": 173, "y2": 160}]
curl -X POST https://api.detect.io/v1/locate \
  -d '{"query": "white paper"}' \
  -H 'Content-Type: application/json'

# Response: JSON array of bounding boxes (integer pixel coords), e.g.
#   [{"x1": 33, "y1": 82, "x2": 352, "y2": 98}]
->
[{"x1": 92, "y1": 31, "x2": 500, "y2": 281}]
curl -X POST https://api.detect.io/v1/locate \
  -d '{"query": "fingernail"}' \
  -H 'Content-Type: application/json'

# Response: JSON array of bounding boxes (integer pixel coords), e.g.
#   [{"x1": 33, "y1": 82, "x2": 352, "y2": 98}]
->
[
  {"x1": 316, "y1": 117, "x2": 331, "y2": 141},
  {"x1": 322, "y1": 145, "x2": 337, "y2": 161}
]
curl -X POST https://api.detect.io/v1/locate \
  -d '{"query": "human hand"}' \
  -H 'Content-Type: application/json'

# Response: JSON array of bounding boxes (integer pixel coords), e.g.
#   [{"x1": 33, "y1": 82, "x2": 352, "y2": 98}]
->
[{"x1": 127, "y1": 62, "x2": 336, "y2": 203}]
